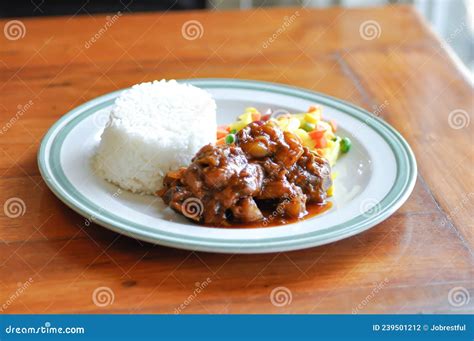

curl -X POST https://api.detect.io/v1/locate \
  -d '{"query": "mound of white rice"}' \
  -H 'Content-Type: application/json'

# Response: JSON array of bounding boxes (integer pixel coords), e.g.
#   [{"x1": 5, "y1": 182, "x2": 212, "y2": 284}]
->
[{"x1": 94, "y1": 79, "x2": 217, "y2": 195}]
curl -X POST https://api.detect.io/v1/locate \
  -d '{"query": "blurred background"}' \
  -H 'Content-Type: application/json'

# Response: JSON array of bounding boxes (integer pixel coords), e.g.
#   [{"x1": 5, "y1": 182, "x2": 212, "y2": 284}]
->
[{"x1": 0, "y1": 0, "x2": 472, "y2": 75}]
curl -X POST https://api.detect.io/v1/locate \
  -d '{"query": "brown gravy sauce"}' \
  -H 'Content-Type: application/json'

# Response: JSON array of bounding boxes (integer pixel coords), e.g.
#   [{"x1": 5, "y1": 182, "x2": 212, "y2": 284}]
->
[{"x1": 205, "y1": 201, "x2": 333, "y2": 228}]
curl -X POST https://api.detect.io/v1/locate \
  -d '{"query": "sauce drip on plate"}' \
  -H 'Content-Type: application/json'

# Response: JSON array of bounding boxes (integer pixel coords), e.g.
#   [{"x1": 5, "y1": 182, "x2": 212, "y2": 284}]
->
[{"x1": 206, "y1": 201, "x2": 333, "y2": 228}]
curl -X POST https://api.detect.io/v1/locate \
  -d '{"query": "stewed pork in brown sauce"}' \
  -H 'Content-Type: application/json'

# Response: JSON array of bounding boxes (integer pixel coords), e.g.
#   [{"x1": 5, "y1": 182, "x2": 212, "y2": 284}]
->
[{"x1": 158, "y1": 121, "x2": 332, "y2": 226}]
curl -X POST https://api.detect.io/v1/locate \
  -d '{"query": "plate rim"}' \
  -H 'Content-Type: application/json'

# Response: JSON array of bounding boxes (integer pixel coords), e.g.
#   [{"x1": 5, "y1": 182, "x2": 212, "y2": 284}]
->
[{"x1": 38, "y1": 78, "x2": 417, "y2": 253}]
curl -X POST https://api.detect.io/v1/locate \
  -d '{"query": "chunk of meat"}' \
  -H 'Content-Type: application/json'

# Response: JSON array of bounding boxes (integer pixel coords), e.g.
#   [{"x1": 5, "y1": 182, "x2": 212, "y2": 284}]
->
[
  {"x1": 230, "y1": 197, "x2": 264, "y2": 222},
  {"x1": 276, "y1": 186, "x2": 307, "y2": 218},
  {"x1": 237, "y1": 121, "x2": 304, "y2": 166},
  {"x1": 287, "y1": 147, "x2": 332, "y2": 203},
  {"x1": 159, "y1": 121, "x2": 332, "y2": 226}
]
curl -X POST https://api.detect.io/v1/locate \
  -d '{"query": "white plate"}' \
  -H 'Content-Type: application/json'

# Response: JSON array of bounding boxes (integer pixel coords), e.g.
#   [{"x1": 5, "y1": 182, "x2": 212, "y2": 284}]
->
[{"x1": 38, "y1": 79, "x2": 417, "y2": 253}]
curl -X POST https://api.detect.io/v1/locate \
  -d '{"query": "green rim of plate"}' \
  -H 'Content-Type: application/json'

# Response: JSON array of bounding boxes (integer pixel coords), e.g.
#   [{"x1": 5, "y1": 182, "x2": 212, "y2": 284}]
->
[{"x1": 38, "y1": 79, "x2": 417, "y2": 253}]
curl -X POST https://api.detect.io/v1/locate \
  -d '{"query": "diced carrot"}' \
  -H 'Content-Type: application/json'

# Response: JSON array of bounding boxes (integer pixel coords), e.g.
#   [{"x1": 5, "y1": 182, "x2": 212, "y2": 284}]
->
[
  {"x1": 329, "y1": 120, "x2": 337, "y2": 132},
  {"x1": 314, "y1": 136, "x2": 327, "y2": 149},
  {"x1": 216, "y1": 137, "x2": 226, "y2": 145},
  {"x1": 217, "y1": 129, "x2": 228, "y2": 139},
  {"x1": 308, "y1": 106, "x2": 317, "y2": 113},
  {"x1": 308, "y1": 128, "x2": 326, "y2": 140},
  {"x1": 262, "y1": 114, "x2": 271, "y2": 121},
  {"x1": 251, "y1": 112, "x2": 261, "y2": 121},
  {"x1": 218, "y1": 125, "x2": 230, "y2": 132},
  {"x1": 308, "y1": 125, "x2": 327, "y2": 148}
]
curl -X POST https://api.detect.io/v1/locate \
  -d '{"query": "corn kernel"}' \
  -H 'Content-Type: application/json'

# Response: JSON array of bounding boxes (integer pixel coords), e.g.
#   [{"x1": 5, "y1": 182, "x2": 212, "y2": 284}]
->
[{"x1": 305, "y1": 112, "x2": 319, "y2": 124}]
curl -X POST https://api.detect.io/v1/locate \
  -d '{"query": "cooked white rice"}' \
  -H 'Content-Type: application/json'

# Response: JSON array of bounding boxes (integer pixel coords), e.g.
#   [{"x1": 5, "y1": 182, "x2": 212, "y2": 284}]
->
[{"x1": 93, "y1": 79, "x2": 216, "y2": 195}]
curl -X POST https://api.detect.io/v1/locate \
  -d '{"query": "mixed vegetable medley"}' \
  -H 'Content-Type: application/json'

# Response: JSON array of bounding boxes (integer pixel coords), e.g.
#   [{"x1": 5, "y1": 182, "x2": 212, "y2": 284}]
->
[{"x1": 217, "y1": 106, "x2": 351, "y2": 167}]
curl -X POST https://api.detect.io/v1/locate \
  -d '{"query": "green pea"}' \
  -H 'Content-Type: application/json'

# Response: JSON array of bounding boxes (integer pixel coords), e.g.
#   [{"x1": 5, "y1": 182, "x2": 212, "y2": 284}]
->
[
  {"x1": 225, "y1": 134, "x2": 236, "y2": 144},
  {"x1": 301, "y1": 122, "x2": 315, "y2": 132},
  {"x1": 340, "y1": 137, "x2": 352, "y2": 153},
  {"x1": 230, "y1": 129, "x2": 237, "y2": 134}
]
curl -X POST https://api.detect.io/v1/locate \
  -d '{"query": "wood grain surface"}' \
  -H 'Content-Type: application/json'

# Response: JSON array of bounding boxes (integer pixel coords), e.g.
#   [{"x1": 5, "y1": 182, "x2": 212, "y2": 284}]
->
[{"x1": 0, "y1": 5, "x2": 473, "y2": 314}]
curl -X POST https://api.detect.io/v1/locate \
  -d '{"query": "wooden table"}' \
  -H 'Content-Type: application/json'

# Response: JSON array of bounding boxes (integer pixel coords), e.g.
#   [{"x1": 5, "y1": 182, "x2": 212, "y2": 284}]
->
[{"x1": 1, "y1": 5, "x2": 472, "y2": 314}]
